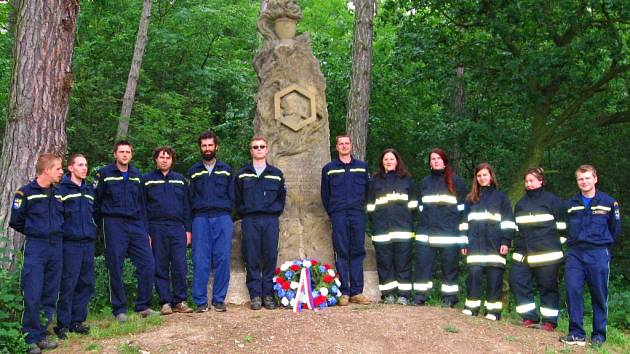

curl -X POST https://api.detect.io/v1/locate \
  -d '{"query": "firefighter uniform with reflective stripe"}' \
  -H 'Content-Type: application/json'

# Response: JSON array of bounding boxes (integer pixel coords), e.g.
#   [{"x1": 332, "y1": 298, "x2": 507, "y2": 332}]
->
[
  {"x1": 95, "y1": 163, "x2": 154, "y2": 316},
  {"x1": 565, "y1": 191, "x2": 621, "y2": 343},
  {"x1": 367, "y1": 172, "x2": 416, "y2": 299},
  {"x1": 9, "y1": 181, "x2": 64, "y2": 345},
  {"x1": 510, "y1": 186, "x2": 565, "y2": 327},
  {"x1": 413, "y1": 169, "x2": 468, "y2": 304},
  {"x1": 461, "y1": 186, "x2": 515, "y2": 318},
  {"x1": 143, "y1": 169, "x2": 191, "y2": 308},
  {"x1": 56, "y1": 176, "x2": 97, "y2": 332},
  {"x1": 187, "y1": 161, "x2": 234, "y2": 307},
  {"x1": 321, "y1": 157, "x2": 369, "y2": 297},
  {"x1": 236, "y1": 163, "x2": 286, "y2": 300}
]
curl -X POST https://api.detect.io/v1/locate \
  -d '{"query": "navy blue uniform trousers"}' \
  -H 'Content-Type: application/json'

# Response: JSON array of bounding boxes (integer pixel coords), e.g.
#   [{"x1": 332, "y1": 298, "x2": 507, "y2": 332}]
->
[
  {"x1": 150, "y1": 223, "x2": 188, "y2": 305},
  {"x1": 57, "y1": 241, "x2": 94, "y2": 329},
  {"x1": 192, "y1": 214, "x2": 233, "y2": 305},
  {"x1": 104, "y1": 218, "x2": 154, "y2": 315},
  {"x1": 565, "y1": 248, "x2": 610, "y2": 341},
  {"x1": 331, "y1": 212, "x2": 366, "y2": 296},
  {"x1": 510, "y1": 261, "x2": 560, "y2": 325},
  {"x1": 21, "y1": 238, "x2": 62, "y2": 344},
  {"x1": 414, "y1": 245, "x2": 460, "y2": 302},
  {"x1": 241, "y1": 215, "x2": 279, "y2": 299}
]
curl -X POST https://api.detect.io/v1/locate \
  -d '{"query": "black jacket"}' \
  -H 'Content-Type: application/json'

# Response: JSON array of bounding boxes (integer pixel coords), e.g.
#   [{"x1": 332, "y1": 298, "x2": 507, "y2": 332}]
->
[
  {"x1": 513, "y1": 187, "x2": 566, "y2": 267},
  {"x1": 367, "y1": 172, "x2": 416, "y2": 242},
  {"x1": 461, "y1": 186, "x2": 515, "y2": 268},
  {"x1": 415, "y1": 169, "x2": 468, "y2": 247}
]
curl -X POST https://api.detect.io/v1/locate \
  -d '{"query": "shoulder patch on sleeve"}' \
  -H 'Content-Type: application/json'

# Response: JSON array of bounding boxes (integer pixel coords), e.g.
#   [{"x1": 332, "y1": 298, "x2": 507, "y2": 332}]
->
[
  {"x1": 13, "y1": 196, "x2": 23, "y2": 210},
  {"x1": 16, "y1": 189, "x2": 24, "y2": 196}
]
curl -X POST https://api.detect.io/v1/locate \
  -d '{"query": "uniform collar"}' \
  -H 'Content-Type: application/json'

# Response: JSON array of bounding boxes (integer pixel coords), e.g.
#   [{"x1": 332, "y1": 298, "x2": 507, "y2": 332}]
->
[{"x1": 525, "y1": 186, "x2": 545, "y2": 198}]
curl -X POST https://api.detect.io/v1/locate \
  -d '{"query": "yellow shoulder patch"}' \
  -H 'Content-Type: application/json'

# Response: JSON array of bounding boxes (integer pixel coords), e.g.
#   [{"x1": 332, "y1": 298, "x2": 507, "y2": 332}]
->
[{"x1": 16, "y1": 190, "x2": 24, "y2": 196}]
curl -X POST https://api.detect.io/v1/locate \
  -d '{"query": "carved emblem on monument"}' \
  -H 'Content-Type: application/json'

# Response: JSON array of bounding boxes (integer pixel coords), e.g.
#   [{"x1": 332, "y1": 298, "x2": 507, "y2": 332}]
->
[{"x1": 274, "y1": 84, "x2": 317, "y2": 132}]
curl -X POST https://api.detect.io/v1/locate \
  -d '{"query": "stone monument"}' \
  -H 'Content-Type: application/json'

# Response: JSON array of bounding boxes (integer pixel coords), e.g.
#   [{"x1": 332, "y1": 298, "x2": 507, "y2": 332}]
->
[{"x1": 224, "y1": 0, "x2": 379, "y2": 303}]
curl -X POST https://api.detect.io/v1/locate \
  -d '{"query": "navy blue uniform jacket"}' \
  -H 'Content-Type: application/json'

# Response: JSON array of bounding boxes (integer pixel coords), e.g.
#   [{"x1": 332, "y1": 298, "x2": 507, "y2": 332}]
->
[
  {"x1": 58, "y1": 176, "x2": 97, "y2": 242},
  {"x1": 235, "y1": 163, "x2": 286, "y2": 217},
  {"x1": 9, "y1": 180, "x2": 64, "y2": 240},
  {"x1": 143, "y1": 169, "x2": 192, "y2": 231},
  {"x1": 94, "y1": 163, "x2": 147, "y2": 227},
  {"x1": 321, "y1": 157, "x2": 369, "y2": 216},
  {"x1": 187, "y1": 161, "x2": 234, "y2": 218},
  {"x1": 566, "y1": 191, "x2": 621, "y2": 249}
]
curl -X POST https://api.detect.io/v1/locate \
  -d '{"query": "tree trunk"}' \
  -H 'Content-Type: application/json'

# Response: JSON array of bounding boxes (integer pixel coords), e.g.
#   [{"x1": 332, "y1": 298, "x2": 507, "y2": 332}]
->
[
  {"x1": 116, "y1": 0, "x2": 152, "y2": 141},
  {"x1": 507, "y1": 138, "x2": 546, "y2": 203},
  {"x1": 346, "y1": 0, "x2": 374, "y2": 161},
  {"x1": 0, "y1": 0, "x2": 79, "y2": 269},
  {"x1": 450, "y1": 66, "x2": 465, "y2": 175}
]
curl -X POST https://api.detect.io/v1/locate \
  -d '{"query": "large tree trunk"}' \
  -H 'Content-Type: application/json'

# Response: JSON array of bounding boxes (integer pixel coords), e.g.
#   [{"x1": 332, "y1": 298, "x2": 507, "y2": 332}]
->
[
  {"x1": 0, "y1": 0, "x2": 79, "y2": 269},
  {"x1": 116, "y1": 0, "x2": 152, "y2": 141},
  {"x1": 346, "y1": 0, "x2": 374, "y2": 161}
]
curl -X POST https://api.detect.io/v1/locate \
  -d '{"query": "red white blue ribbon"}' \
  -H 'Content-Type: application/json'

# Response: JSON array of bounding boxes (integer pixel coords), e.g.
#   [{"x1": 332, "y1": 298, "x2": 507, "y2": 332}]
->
[{"x1": 293, "y1": 267, "x2": 318, "y2": 312}]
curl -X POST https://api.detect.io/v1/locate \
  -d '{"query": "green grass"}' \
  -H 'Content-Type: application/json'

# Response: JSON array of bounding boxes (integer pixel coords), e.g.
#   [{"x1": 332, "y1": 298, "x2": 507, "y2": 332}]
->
[
  {"x1": 117, "y1": 342, "x2": 141, "y2": 354},
  {"x1": 89, "y1": 313, "x2": 163, "y2": 339},
  {"x1": 84, "y1": 342, "x2": 102, "y2": 352},
  {"x1": 443, "y1": 324, "x2": 460, "y2": 333}
]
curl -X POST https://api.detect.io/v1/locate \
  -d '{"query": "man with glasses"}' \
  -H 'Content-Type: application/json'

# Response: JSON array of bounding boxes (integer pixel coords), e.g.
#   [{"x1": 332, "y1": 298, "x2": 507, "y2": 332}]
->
[
  {"x1": 236, "y1": 136, "x2": 286, "y2": 310},
  {"x1": 187, "y1": 131, "x2": 235, "y2": 313}
]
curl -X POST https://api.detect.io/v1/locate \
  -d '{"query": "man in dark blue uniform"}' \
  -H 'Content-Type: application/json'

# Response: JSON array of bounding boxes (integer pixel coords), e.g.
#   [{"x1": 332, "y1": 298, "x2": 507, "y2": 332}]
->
[
  {"x1": 144, "y1": 146, "x2": 193, "y2": 315},
  {"x1": 188, "y1": 131, "x2": 235, "y2": 312},
  {"x1": 236, "y1": 136, "x2": 286, "y2": 310},
  {"x1": 95, "y1": 141, "x2": 156, "y2": 321},
  {"x1": 10, "y1": 153, "x2": 64, "y2": 354},
  {"x1": 561, "y1": 165, "x2": 621, "y2": 347},
  {"x1": 321, "y1": 134, "x2": 371, "y2": 306},
  {"x1": 54, "y1": 154, "x2": 96, "y2": 340}
]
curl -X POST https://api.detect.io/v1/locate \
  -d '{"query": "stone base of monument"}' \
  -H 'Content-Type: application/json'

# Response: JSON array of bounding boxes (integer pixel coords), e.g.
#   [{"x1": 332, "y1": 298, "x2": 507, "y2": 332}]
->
[{"x1": 206, "y1": 220, "x2": 381, "y2": 304}]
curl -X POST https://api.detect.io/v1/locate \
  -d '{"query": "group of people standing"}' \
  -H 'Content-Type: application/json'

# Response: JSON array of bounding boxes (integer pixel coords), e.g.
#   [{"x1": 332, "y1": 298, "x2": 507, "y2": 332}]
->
[
  {"x1": 365, "y1": 145, "x2": 620, "y2": 347},
  {"x1": 8, "y1": 132, "x2": 621, "y2": 353}
]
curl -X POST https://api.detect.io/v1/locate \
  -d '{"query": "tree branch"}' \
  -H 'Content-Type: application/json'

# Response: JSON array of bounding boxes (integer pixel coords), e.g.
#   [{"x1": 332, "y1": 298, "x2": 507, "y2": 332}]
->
[{"x1": 596, "y1": 111, "x2": 630, "y2": 126}]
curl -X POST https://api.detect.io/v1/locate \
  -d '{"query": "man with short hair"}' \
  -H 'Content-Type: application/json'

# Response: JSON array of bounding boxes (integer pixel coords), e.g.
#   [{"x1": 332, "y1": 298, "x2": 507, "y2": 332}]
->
[
  {"x1": 560, "y1": 165, "x2": 621, "y2": 347},
  {"x1": 95, "y1": 141, "x2": 156, "y2": 321},
  {"x1": 187, "y1": 131, "x2": 235, "y2": 312},
  {"x1": 54, "y1": 154, "x2": 96, "y2": 340},
  {"x1": 236, "y1": 136, "x2": 286, "y2": 310},
  {"x1": 144, "y1": 146, "x2": 193, "y2": 315},
  {"x1": 10, "y1": 153, "x2": 64, "y2": 354},
  {"x1": 320, "y1": 134, "x2": 371, "y2": 305}
]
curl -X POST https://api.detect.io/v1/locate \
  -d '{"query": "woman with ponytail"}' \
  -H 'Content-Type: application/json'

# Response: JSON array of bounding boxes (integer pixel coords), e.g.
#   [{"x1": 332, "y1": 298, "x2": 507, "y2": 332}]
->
[{"x1": 412, "y1": 149, "x2": 468, "y2": 307}]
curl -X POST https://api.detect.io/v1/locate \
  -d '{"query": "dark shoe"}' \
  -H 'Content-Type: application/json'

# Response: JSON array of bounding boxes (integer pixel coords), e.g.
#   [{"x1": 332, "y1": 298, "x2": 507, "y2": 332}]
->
[
  {"x1": 37, "y1": 339, "x2": 58, "y2": 350},
  {"x1": 522, "y1": 319, "x2": 537, "y2": 328},
  {"x1": 250, "y1": 297, "x2": 262, "y2": 310},
  {"x1": 195, "y1": 303, "x2": 209, "y2": 313},
  {"x1": 263, "y1": 296, "x2": 276, "y2": 310},
  {"x1": 70, "y1": 322, "x2": 90, "y2": 335},
  {"x1": 559, "y1": 335, "x2": 586, "y2": 346},
  {"x1": 173, "y1": 302, "x2": 194, "y2": 313},
  {"x1": 115, "y1": 312, "x2": 128, "y2": 322},
  {"x1": 442, "y1": 299, "x2": 457, "y2": 308},
  {"x1": 27, "y1": 343, "x2": 41, "y2": 354},
  {"x1": 54, "y1": 326, "x2": 69, "y2": 340},
  {"x1": 213, "y1": 302, "x2": 227, "y2": 312},
  {"x1": 591, "y1": 337, "x2": 604, "y2": 347},
  {"x1": 542, "y1": 322, "x2": 555, "y2": 332},
  {"x1": 138, "y1": 308, "x2": 159, "y2": 318},
  {"x1": 396, "y1": 296, "x2": 409, "y2": 306},
  {"x1": 413, "y1": 296, "x2": 426, "y2": 306}
]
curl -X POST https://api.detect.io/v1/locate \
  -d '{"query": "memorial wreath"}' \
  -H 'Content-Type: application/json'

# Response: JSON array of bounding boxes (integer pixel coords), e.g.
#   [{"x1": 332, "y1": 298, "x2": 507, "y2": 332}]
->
[{"x1": 273, "y1": 258, "x2": 342, "y2": 310}]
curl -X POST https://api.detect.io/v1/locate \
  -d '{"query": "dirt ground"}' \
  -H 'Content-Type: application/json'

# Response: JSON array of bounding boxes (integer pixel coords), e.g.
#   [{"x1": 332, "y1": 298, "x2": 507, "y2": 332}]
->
[{"x1": 57, "y1": 304, "x2": 589, "y2": 354}]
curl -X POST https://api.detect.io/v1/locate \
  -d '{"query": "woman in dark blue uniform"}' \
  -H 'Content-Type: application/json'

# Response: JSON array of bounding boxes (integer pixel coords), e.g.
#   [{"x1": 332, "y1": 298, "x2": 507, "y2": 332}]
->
[
  {"x1": 367, "y1": 149, "x2": 416, "y2": 305},
  {"x1": 413, "y1": 148, "x2": 468, "y2": 307},
  {"x1": 460, "y1": 163, "x2": 515, "y2": 320},
  {"x1": 511, "y1": 167, "x2": 566, "y2": 331}
]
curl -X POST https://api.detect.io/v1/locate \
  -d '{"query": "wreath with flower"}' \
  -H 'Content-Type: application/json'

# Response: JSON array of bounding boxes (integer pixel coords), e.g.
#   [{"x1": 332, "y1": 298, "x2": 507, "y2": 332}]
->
[{"x1": 273, "y1": 258, "x2": 342, "y2": 309}]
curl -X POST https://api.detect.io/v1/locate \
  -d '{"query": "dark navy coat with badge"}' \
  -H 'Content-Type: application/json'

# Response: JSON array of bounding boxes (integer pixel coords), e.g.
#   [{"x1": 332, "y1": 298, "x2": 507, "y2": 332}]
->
[
  {"x1": 415, "y1": 169, "x2": 468, "y2": 247},
  {"x1": 566, "y1": 191, "x2": 621, "y2": 248},
  {"x1": 320, "y1": 157, "x2": 369, "y2": 216},
  {"x1": 143, "y1": 169, "x2": 191, "y2": 231},
  {"x1": 94, "y1": 163, "x2": 146, "y2": 224},
  {"x1": 235, "y1": 163, "x2": 286, "y2": 217},
  {"x1": 58, "y1": 176, "x2": 97, "y2": 241},
  {"x1": 513, "y1": 187, "x2": 566, "y2": 267},
  {"x1": 9, "y1": 180, "x2": 64, "y2": 240},
  {"x1": 187, "y1": 161, "x2": 234, "y2": 218},
  {"x1": 460, "y1": 186, "x2": 515, "y2": 268}
]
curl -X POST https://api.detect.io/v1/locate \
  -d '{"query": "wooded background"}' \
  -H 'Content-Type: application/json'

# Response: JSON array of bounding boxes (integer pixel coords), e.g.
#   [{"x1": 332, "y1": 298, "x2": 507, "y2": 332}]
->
[{"x1": 0, "y1": 0, "x2": 628, "y2": 272}]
